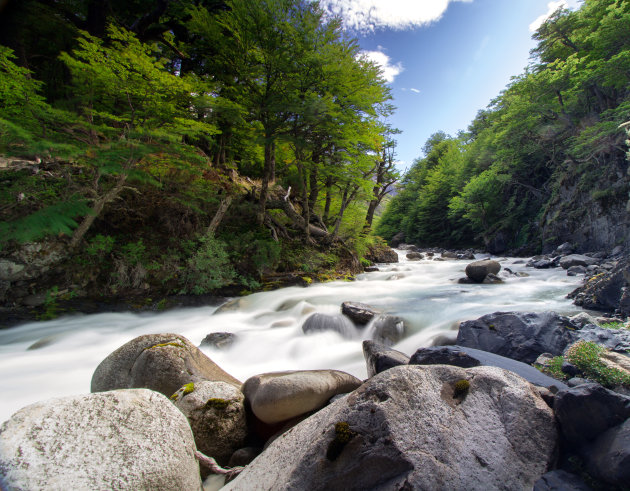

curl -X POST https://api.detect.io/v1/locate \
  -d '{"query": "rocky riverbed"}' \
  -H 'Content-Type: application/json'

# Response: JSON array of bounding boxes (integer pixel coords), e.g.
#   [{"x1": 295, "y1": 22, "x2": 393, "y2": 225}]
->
[{"x1": 1, "y1": 248, "x2": 629, "y2": 489}]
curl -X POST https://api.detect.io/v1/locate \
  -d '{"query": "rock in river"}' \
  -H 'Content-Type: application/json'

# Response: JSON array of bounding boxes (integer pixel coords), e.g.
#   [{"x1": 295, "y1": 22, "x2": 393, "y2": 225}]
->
[
  {"x1": 225, "y1": 365, "x2": 557, "y2": 491},
  {"x1": 465, "y1": 259, "x2": 501, "y2": 283},
  {"x1": 91, "y1": 333, "x2": 241, "y2": 398},
  {"x1": 456, "y1": 311, "x2": 577, "y2": 364}
]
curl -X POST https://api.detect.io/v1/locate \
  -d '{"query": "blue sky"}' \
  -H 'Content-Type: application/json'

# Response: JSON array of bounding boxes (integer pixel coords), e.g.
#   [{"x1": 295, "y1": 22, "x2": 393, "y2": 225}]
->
[{"x1": 319, "y1": 0, "x2": 581, "y2": 172}]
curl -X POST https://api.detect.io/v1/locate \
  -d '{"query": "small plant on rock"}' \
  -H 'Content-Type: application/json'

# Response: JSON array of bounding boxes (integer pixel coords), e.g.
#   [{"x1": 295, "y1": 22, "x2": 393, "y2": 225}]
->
[{"x1": 565, "y1": 341, "x2": 630, "y2": 388}]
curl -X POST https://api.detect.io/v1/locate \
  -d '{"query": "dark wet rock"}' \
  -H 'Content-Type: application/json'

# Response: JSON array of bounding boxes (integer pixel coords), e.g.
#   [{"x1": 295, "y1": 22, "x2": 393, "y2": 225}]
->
[
  {"x1": 560, "y1": 254, "x2": 600, "y2": 269},
  {"x1": 229, "y1": 447, "x2": 262, "y2": 467},
  {"x1": 409, "y1": 345, "x2": 481, "y2": 368},
  {"x1": 449, "y1": 346, "x2": 567, "y2": 390},
  {"x1": 553, "y1": 242, "x2": 576, "y2": 256},
  {"x1": 406, "y1": 252, "x2": 423, "y2": 261},
  {"x1": 532, "y1": 259, "x2": 554, "y2": 269},
  {"x1": 441, "y1": 251, "x2": 458, "y2": 259},
  {"x1": 567, "y1": 265, "x2": 586, "y2": 276},
  {"x1": 302, "y1": 313, "x2": 354, "y2": 338},
  {"x1": 199, "y1": 332, "x2": 237, "y2": 349},
  {"x1": 567, "y1": 377, "x2": 592, "y2": 387},
  {"x1": 561, "y1": 362, "x2": 581, "y2": 378},
  {"x1": 569, "y1": 257, "x2": 630, "y2": 314},
  {"x1": 364, "y1": 266, "x2": 379, "y2": 272},
  {"x1": 341, "y1": 301, "x2": 380, "y2": 325},
  {"x1": 367, "y1": 247, "x2": 399, "y2": 264},
  {"x1": 389, "y1": 232, "x2": 405, "y2": 248},
  {"x1": 362, "y1": 340, "x2": 409, "y2": 377},
  {"x1": 554, "y1": 383, "x2": 630, "y2": 445},
  {"x1": 482, "y1": 273, "x2": 503, "y2": 284},
  {"x1": 370, "y1": 315, "x2": 406, "y2": 346},
  {"x1": 574, "y1": 324, "x2": 630, "y2": 352},
  {"x1": 225, "y1": 365, "x2": 557, "y2": 491},
  {"x1": 583, "y1": 419, "x2": 630, "y2": 487},
  {"x1": 465, "y1": 260, "x2": 501, "y2": 283},
  {"x1": 533, "y1": 470, "x2": 591, "y2": 491},
  {"x1": 90, "y1": 333, "x2": 241, "y2": 397},
  {"x1": 456, "y1": 311, "x2": 577, "y2": 364}
]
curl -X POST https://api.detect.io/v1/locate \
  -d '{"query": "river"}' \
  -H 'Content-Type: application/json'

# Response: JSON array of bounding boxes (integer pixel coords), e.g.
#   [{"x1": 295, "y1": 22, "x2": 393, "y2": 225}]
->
[{"x1": 0, "y1": 251, "x2": 583, "y2": 423}]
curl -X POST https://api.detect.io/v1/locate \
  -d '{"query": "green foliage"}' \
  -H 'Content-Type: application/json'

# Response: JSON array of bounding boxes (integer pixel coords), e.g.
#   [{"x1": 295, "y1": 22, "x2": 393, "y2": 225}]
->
[
  {"x1": 85, "y1": 235, "x2": 115, "y2": 257},
  {"x1": 0, "y1": 198, "x2": 91, "y2": 248},
  {"x1": 566, "y1": 341, "x2": 630, "y2": 388},
  {"x1": 379, "y1": 0, "x2": 630, "y2": 250},
  {"x1": 182, "y1": 236, "x2": 237, "y2": 294},
  {"x1": 453, "y1": 379, "x2": 470, "y2": 397},
  {"x1": 600, "y1": 321, "x2": 626, "y2": 330}
]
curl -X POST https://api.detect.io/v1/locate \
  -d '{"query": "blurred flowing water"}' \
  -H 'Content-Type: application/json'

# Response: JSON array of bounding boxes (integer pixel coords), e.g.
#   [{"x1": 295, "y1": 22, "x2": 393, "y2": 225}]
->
[{"x1": 0, "y1": 251, "x2": 583, "y2": 423}]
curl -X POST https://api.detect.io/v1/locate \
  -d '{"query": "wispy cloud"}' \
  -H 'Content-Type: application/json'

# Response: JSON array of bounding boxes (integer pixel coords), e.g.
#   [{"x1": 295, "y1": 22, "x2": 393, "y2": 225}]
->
[
  {"x1": 319, "y1": 0, "x2": 473, "y2": 32},
  {"x1": 529, "y1": 0, "x2": 581, "y2": 32},
  {"x1": 410, "y1": 88, "x2": 421, "y2": 93},
  {"x1": 359, "y1": 48, "x2": 404, "y2": 83}
]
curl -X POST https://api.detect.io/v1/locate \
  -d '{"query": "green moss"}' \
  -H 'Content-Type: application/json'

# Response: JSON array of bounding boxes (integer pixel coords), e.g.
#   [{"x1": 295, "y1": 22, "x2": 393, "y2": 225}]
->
[
  {"x1": 145, "y1": 340, "x2": 185, "y2": 350},
  {"x1": 301, "y1": 276, "x2": 313, "y2": 285},
  {"x1": 453, "y1": 379, "x2": 470, "y2": 397},
  {"x1": 600, "y1": 321, "x2": 626, "y2": 330},
  {"x1": 205, "y1": 398, "x2": 229, "y2": 410},
  {"x1": 326, "y1": 421, "x2": 357, "y2": 461}
]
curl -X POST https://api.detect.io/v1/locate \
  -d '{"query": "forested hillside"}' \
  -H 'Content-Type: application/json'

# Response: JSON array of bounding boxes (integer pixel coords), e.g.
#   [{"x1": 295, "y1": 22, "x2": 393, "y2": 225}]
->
[
  {"x1": 377, "y1": 0, "x2": 630, "y2": 254},
  {"x1": 0, "y1": 0, "x2": 398, "y2": 313}
]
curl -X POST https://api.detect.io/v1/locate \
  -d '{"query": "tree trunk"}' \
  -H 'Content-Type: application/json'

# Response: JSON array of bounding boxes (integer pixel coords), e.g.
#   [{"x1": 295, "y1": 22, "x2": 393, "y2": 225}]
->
[
  {"x1": 206, "y1": 195, "x2": 232, "y2": 236},
  {"x1": 69, "y1": 173, "x2": 128, "y2": 249},
  {"x1": 258, "y1": 139, "x2": 275, "y2": 224},
  {"x1": 365, "y1": 197, "x2": 379, "y2": 229},
  {"x1": 322, "y1": 176, "x2": 333, "y2": 224}
]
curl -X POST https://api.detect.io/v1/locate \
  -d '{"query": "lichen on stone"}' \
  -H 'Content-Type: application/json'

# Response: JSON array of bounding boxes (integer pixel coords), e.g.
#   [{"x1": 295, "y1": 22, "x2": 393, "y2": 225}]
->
[
  {"x1": 146, "y1": 340, "x2": 186, "y2": 351},
  {"x1": 326, "y1": 421, "x2": 357, "y2": 461}
]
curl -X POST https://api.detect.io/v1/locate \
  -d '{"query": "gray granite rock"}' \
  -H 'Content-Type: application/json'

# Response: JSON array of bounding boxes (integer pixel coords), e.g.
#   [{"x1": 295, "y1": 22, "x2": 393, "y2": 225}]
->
[
  {"x1": 0, "y1": 389, "x2": 201, "y2": 490},
  {"x1": 225, "y1": 365, "x2": 557, "y2": 491}
]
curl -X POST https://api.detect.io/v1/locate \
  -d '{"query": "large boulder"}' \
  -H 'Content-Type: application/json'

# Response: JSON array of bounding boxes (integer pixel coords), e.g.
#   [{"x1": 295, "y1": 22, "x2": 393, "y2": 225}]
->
[
  {"x1": 569, "y1": 257, "x2": 630, "y2": 313},
  {"x1": 553, "y1": 383, "x2": 630, "y2": 445},
  {"x1": 366, "y1": 246, "x2": 399, "y2": 264},
  {"x1": 362, "y1": 340, "x2": 409, "y2": 377},
  {"x1": 91, "y1": 333, "x2": 240, "y2": 397},
  {"x1": 172, "y1": 381, "x2": 247, "y2": 466},
  {"x1": 456, "y1": 311, "x2": 577, "y2": 364},
  {"x1": 302, "y1": 313, "x2": 354, "y2": 338},
  {"x1": 406, "y1": 252, "x2": 423, "y2": 261},
  {"x1": 341, "y1": 301, "x2": 380, "y2": 325},
  {"x1": 465, "y1": 259, "x2": 501, "y2": 283},
  {"x1": 411, "y1": 345, "x2": 566, "y2": 390},
  {"x1": 225, "y1": 365, "x2": 557, "y2": 491},
  {"x1": 242, "y1": 370, "x2": 362, "y2": 425},
  {"x1": 0, "y1": 389, "x2": 201, "y2": 490}
]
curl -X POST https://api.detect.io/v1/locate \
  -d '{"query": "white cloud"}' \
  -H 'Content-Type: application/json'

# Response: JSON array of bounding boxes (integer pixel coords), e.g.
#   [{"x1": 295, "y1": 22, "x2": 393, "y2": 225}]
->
[
  {"x1": 318, "y1": 0, "x2": 473, "y2": 32},
  {"x1": 410, "y1": 88, "x2": 421, "y2": 93},
  {"x1": 360, "y1": 49, "x2": 403, "y2": 83},
  {"x1": 529, "y1": 0, "x2": 581, "y2": 32}
]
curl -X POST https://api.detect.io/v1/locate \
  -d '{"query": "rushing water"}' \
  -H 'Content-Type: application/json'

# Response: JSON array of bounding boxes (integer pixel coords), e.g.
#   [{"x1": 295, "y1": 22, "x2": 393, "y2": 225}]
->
[{"x1": 0, "y1": 251, "x2": 584, "y2": 423}]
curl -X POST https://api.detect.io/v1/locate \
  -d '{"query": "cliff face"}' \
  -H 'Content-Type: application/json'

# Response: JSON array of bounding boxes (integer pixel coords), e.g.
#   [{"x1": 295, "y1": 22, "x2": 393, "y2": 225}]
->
[{"x1": 541, "y1": 152, "x2": 630, "y2": 253}]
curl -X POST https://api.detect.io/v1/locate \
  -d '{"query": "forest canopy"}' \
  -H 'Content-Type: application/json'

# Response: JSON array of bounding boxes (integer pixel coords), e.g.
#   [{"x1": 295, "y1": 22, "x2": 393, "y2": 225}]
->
[{"x1": 377, "y1": 0, "x2": 630, "y2": 254}]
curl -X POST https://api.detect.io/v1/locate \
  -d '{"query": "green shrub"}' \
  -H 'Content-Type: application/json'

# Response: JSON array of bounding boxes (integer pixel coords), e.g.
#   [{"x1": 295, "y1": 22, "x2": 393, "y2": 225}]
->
[
  {"x1": 86, "y1": 234, "x2": 115, "y2": 257},
  {"x1": 181, "y1": 235, "x2": 236, "y2": 294},
  {"x1": 566, "y1": 341, "x2": 630, "y2": 388}
]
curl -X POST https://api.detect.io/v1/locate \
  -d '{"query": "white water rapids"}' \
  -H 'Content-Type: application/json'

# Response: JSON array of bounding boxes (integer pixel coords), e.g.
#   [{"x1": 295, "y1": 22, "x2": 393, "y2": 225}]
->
[{"x1": 0, "y1": 251, "x2": 584, "y2": 423}]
